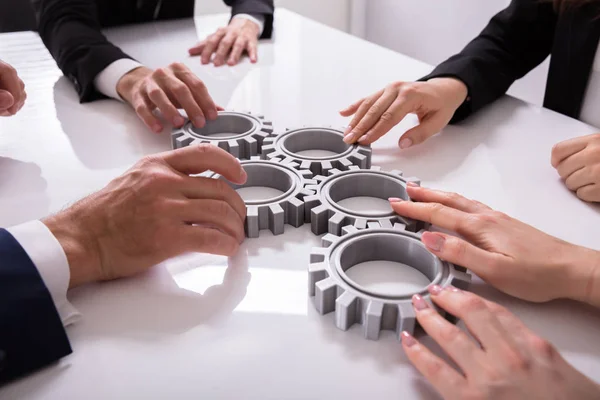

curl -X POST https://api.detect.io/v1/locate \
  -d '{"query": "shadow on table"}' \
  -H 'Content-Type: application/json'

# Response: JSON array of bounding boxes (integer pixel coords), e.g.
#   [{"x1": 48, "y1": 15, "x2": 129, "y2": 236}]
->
[
  {"x1": 53, "y1": 77, "x2": 171, "y2": 170},
  {"x1": 0, "y1": 157, "x2": 50, "y2": 225},
  {"x1": 372, "y1": 101, "x2": 508, "y2": 182},
  {"x1": 67, "y1": 250, "x2": 251, "y2": 341}
]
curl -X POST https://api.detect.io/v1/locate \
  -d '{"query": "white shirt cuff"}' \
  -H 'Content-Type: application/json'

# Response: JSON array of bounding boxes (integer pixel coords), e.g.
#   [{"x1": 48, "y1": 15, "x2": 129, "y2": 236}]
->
[
  {"x1": 233, "y1": 13, "x2": 265, "y2": 36},
  {"x1": 6, "y1": 220, "x2": 81, "y2": 327},
  {"x1": 94, "y1": 58, "x2": 143, "y2": 101}
]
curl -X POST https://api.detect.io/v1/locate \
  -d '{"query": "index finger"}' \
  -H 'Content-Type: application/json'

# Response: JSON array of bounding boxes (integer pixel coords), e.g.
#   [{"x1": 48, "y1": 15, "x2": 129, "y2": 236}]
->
[
  {"x1": 160, "y1": 144, "x2": 247, "y2": 184},
  {"x1": 390, "y1": 198, "x2": 471, "y2": 235},
  {"x1": 406, "y1": 185, "x2": 491, "y2": 214},
  {"x1": 551, "y1": 137, "x2": 587, "y2": 167},
  {"x1": 0, "y1": 68, "x2": 23, "y2": 107}
]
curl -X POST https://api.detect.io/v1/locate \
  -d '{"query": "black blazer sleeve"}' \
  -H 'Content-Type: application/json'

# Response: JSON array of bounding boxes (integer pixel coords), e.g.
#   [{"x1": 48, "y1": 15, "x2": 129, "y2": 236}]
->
[
  {"x1": 34, "y1": 0, "x2": 135, "y2": 103},
  {"x1": 421, "y1": 0, "x2": 558, "y2": 122},
  {"x1": 0, "y1": 229, "x2": 72, "y2": 384},
  {"x1": 224, "y1": 0, "x2": 275, "y2": 39}
]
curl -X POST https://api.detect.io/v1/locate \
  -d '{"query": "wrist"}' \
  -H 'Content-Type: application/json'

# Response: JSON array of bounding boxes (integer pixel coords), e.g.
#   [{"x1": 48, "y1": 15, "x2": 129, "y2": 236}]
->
[
  {"x1": 42, "y1": 204, "x2": 103, "y2": 289},
  {"x1": 116, "y1": 66, "x2": 151, "y2": 104},
  {"x1": 562, "y1": 244, "x2": 600, "y2": 307},
  {"x1": 428, "y1": 77, "x2": 469, "y2": 109}
]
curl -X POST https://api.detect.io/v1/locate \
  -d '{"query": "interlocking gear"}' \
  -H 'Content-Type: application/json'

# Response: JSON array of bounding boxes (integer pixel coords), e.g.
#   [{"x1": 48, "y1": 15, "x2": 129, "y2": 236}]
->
[
  {"x1": 172, "y1": 111, "x2": 273, "y2": 159},
  {"x1": 212, "y1": 157, "x2": 316, "y2": 238},
  {"x1": 304, "y1": 166, "x2": 423, "y2": 235},
  {"x1": 309, "y1": 224, "x2": 471, "y2": 340},
  {"x1": 261, "y1": 126, "x2": 372, "y2": 176}
]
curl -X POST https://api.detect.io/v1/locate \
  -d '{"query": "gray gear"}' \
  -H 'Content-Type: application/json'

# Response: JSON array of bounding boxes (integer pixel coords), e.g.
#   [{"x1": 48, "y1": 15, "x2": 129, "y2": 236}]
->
[
  {"x1": 261, "y1": 126, "x2": 372, "y2": 176},
  {"x1": 212, "y1": 157, "x2": 316, "y2": 238},
  {"x1": 171, "y1": 111, "x2": 273, "y2": 159},
  {"x1": 304, "y1": 166, "x2": 423, "y2": 235},
  {"x1": 309, "y1": 224, "x2": 471, "y2": 340}
]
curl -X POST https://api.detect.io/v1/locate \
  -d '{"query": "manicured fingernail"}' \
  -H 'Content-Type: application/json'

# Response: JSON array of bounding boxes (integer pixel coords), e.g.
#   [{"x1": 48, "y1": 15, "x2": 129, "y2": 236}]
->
[
  {"x1": 444, "y1": 286, "x2": 462, "y2": 293},
  {"x1": 152, "y1": 124, "x2": 162, "y2": 133},
  {"x1": 344, "y1": 125, "x2": 353, "y2": 135},
  {"x1": 343, "y1": 133, "x2": 355, "y2": 144},
  {"x1": 428, "y1": 285, "x2": 443, "y2": 296},
  {"x1": 174, "y1": 116, "x2": 185, "y2": 127},
  {"x1": 388, "y1": 197, "x2": 403, "y2": 203},
  {"x1": 406, "y1": 181, "x2": 419, "y2": 187},
  {"x1": 401, "y1": 331, "x2": 417, "y2": 347},
  {"x1": 358, "y1": 135, "x2": 369, "y2": 144},
  {"x1": 412, "y1": 294, "x2": 429, "y2": 311},
  {"x1": 400, "y1": 138, "x2": 413, "y2": 149},
  {"x1": 194, "y1": 116, "x2": 206, "y2": 127},
  {"x1": 422, "y1": 232, "x2": 445, "y2": 252}
]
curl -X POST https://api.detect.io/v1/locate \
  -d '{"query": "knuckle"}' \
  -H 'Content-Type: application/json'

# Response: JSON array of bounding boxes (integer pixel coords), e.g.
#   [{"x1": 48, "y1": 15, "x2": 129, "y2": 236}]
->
[
  {"x1": 530, "y1": 336, "x2": 557, "y2": 360},
  {"x1": 461, "y1": 294, "x2": 487, "y2": 313},
  {"x1": 194, "y1": 143, "x2": 215, "y2": 156},
  {"x1": 425, "y1": 359, "x2": 444, "y2": 379},
  {"x1": 137, "y1": 155, "x2": 159, "y2": 168},
  {"x1": 379, "y1": 111, "x2": 395, "y2": 123},
  {"x1": 172, "y1": 83, "x2": 189, "y2": 96},
  {"x1": 191, "y1": 80, "x2": 207, "y2": 92},
  {"x1": 504, "y1": 350, "x2": 532, "y2": 372},
  {"x1": 390, "y1": 81, "x2": 405, "y2": 90},
  {"x1": 147, "y1": 87, "x2": 161, "y2": 99},
  {"x1": 152, "y1": 68, "x2": 167, "y2": 78},
  {"x1": 399, "y1": 84, "x2": 418, "y2": 97},
  {"x1": 438, "y1": 323, "x2": 464, "y2": 344},
  {"x1": 134, "y1": 104, "x2": 147, "y2": 114},
  {"x1": 169, "y1": 62, "x2": 186, "y2": 71}
]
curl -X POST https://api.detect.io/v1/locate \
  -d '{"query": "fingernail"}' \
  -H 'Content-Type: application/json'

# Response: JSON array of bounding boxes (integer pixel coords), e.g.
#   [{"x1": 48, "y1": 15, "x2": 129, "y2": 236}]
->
[
  {"x1": 388, "y1": 197, "x2": 403, "y2": 203},
  {"x1": 412, "y1": 294, "x2": 429, "y2": 311},
  {"x1": 444, "y1": 286, "x2": 462, "y2": 293},
  {"x1": 400, "y1": 138, "x2": 413, "y2": 149},
  {"x1": 358, "y1": 135, "x2": 369, "y2": 144},
  {"x1": 152, "y1": 124, "x2": 162, "y2": 133},
  {"x1": 428, "y1": 284, "x2": 443, "y2": 296},
  {"x1": 422, "y1": 232, "x2": 445, "y2": 252},
  {"x1": 406, "y1": 182, "x2": 419, "y2": 188},
  {"x1": 174, "y1": 116, "x2": 185, "y2": 127},
  {"x1": 194, "y1": 116, "x2": 206, "y2": 127},
  {"x1": 344, "y1": 125, "x2": 353, "y2": 135},
  {"x1": 343, "y1": 133, "x2": 355, "y2": 144},
  {"x1": 401, "y1": 331, "x2": 417, "y2": 347}
]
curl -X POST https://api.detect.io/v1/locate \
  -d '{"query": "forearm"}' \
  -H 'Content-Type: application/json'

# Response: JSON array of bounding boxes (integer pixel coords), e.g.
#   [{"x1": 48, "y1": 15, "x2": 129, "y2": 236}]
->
[{"x1": 35, "y1": 0, "x2": 133, "y2": 102}]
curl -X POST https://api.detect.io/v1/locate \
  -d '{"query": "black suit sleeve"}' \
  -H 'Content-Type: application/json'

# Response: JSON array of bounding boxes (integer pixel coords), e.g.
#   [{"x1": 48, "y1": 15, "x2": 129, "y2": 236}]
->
[
  {"x1": 0, "y1": 229, "x2": 72, "y2": 385},
  {"x1": 224, "y1": 0, "x2": 275, "y2": 38},
  {"x1": 33, "y1": 0, "x2": 134, "y2": 103},
  {"x1": 421, "y1": 0, "x2": 557, "y2": 122}
]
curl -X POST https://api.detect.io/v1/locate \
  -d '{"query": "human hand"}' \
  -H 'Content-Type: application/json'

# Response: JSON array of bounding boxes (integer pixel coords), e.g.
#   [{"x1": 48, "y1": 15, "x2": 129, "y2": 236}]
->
[
  {"x1": 43, "y1": 145, "x2": 248, "y2": 288},
  {"x1": 552, "y1": 133, "x2": 600, "y2": 202},
  {"x1": 339, "y1": 78, "x2": 468, "y2": 148},
  {"x1": 0, "y1": 60, "x2": 26, "y2": 116},
  {"x1": 116, "y1": 63, "x2": 219, "y2": 133},
  {"x1": 401, "y1": 287, "x2": 600, "y2": 400},
  {"x1": 189, "y1": 18, "x2": 260, "y2": 67},
  {"x1": 389, "y1": 185, "x2": 600, "y2": 305}
]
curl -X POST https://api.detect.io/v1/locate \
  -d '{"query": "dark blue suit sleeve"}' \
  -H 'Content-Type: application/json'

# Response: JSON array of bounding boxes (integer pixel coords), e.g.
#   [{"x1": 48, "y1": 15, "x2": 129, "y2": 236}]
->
[{"x1": 0, "y1": 228, "x2": 72, "y2": 385}]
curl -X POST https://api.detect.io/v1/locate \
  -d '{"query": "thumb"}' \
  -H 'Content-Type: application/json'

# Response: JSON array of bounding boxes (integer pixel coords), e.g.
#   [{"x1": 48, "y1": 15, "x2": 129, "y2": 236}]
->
[
  {"x1": 398, "y1": 112, "x2": 448, "y2": 149},
  {"x1": 0, "y1": 90, "x2": 14, "y2": 111},
  {"x1": 421, "y1": 231, "x2": 499, "y2": 279}
]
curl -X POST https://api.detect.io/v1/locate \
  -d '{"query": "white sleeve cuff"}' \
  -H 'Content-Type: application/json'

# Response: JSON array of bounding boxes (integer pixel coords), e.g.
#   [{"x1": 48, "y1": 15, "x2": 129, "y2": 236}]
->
[
  {"x1": 233, "y1": 13, "x2": 265, "y2": 37},
  {"x1": 93, "y1": 58, "x2": 143, "y2": 101},
  {"x1": 7, "y1": 220, "x2": 81, "y2": 327}
]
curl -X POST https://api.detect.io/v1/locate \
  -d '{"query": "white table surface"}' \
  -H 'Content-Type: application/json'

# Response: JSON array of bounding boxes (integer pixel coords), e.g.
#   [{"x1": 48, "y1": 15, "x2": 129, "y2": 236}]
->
[{"x1": 1, "y1": 9, "x2": 600, "y2": 400}]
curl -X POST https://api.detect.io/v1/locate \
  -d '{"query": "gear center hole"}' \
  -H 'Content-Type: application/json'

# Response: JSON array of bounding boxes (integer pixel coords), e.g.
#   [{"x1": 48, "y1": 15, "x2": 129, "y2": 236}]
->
[
  {"x1": 338, "y1": 234, "x2": 437, "y2": 298},
  {"x1": 189, "y1": 114, "x2": 255, "y2": 139},
  {"x1": 329, "y1": 174, "x2": 408, "y2": 216},
  {"x1": 229, "y1": 164, "x2": 294, "y2": 203},
  {"x1": 281, "y1": 129, "x2": 350, "y2": 158}
]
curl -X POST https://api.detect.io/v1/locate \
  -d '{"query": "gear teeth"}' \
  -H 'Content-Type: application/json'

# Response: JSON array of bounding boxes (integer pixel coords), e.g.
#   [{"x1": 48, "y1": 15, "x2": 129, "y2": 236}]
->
[
  {"x1": 328, "y1": 168, "x2": 343, "y2": 176},
  {"x1": 308, "y1": 227, "x2": 471, "y2": 340},
  {"x1": 268, "y1": 204, "x2": 285, "y2": 235},
  {"x1": 311, "y1": 204, "x2": 330, "y2": 235},
  {"x1": 379, "y1": 220, "x2": 393, "y2": 229},
  {"x1": 397, "y1": 303, "x2": 417, "y2": 337},
  {"x1": 364, "y1": 301, "x2": 384, "y2": 340},
  {"x1": 354, "y1": 218, "x2": 368, "y2": 230},
  {"x1": 335, "y1": 292, "x2": 359, "y2": 331},
  {"x1": 246, "y1": 206, "x2": 259, "y2": 238},
  {"x1": 299, "y1": 170, "x2": 314, "y2": 179},
  {"x1": 348, "y1": 165, "x2": 361, "y2": 171},
  {"x1": 393, "y1": 223, "x2": 407, "y2": 231},
  {"x1": 341, "y1": 225, "x2": 359, "y2": 236},
  {"x1": 367, "y1": 221, "x2": 381, "y2": 229},
  {"x1": 308, "y1": 262, "x2": 328, "y2": 296},
  {"x1": 315, "y1": 277, "x2": 338, "y2": 314},
  {"x1": 404, "y1": 177, "x2": 421, "y2": 186},
  {"x1": 265, "y1": 127, "x2": 373, "y2": 176},
  {"x1": 390, "y1": 169, "x2": 404, "y2": 177},
  {"x1": 369, "y1": 166, "x2": 382, "y2": 172},
  {"x1": 172, "y1": 111, "x2": 273, "y2": 159},
  {"x1": 328, "y1": 213, "x2": 347, "y2": 235},
  {"x1": 250, "y1": 156, "x2": 261, "y2": 161},
  {"x1": 286, "y1": 197, "x2": 304, "y2": 228}
]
